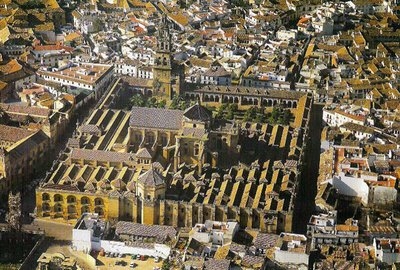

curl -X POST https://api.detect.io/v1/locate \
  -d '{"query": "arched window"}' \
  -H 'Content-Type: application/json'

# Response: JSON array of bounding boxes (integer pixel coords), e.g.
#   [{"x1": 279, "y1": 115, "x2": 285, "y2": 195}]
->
[
  {"x1": 42, "y1": 203, "x2": 50, "y2": 212},
  {"x1": 68, "y1": 205, "x2": 76, "y2": 214},
  {"x1": 54, "y1": 203, "x2": 63, "y2": 213},
  {"x1": 81, "y1": 206, "x2": 90, "y2": 214},
  {"x1": 67, "y1": 195, "x2": 76, "y2": 203},
  {"x1": 94, "y1": 198, "x2": 103, "y2": 206},
  {"x1": 95, "y1": 207, "x2": 104, "y2": 217},
  {"x1": 42, "y1": 193, "x2": 50, "y2": 201},
  {"x1": 81, "y1": 197, "x2": 90, "y2": 205},
  {"x1": 54, "y1": 194, "x2": 63, "y2": 202}
]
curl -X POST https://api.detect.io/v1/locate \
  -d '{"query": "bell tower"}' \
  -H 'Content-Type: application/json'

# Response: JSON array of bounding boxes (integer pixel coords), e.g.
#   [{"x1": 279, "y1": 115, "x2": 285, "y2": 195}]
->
[{"x1": 153, "y1": 14, "x2": 173, "y2": 99}]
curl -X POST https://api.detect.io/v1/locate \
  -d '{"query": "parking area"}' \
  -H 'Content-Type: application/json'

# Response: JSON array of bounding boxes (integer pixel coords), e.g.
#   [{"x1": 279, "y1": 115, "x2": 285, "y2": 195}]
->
[{"x1": 96, "y1": 254, "x2": 163, "y2": 270}]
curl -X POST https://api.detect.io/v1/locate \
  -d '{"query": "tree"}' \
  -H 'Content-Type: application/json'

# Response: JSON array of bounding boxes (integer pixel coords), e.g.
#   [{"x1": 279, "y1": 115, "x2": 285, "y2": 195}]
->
[
  {"x1": 6, "y1": 192, "x2": 22, "y2": 232},
  {"x1": 162, "y1": 258, "x2": 172, "y2": 270},
  {"x1": 226, "y1": 104, "x2": 238, "y2": 120},
  {"x1": 157, "y1": 99, "x2": 166, "y2": 108},
  {"x1": 282, "y1": 109, "x2": 293, "y2": 125},
  {"x1": 145, "y1": 97, "x2": 158, "y2": 108},
  {"x1": 255, "y1": 112, "x2": 267, "y2": 123},
  {"x1": 269, "y1": 107, "x2": 281, "y2": 123},
  {"x1": 129, "y1": 94, "x2": 145, "y2": 107},
  {"x1": 169, "y1": 95, "x2": 190, "y2": 110},
  {"x1": 216, "y1": 104, "x2": 228, "y2": 119}
]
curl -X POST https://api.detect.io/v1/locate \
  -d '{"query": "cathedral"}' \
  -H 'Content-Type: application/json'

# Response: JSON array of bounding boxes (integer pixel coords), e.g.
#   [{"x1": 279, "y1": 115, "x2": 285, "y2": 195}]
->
[{"x1": 152, "y1": 15, "x2": 185, "y2": 100}]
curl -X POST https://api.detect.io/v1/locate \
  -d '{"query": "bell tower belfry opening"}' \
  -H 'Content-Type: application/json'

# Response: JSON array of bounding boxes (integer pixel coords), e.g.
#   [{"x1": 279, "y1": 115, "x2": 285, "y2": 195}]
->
[
  {"x1": 153, "y1": 14, "x2": 184, "y2": 100},
  {"x1": 153, "y1": 14, "x2": 173, "y2": 99}
]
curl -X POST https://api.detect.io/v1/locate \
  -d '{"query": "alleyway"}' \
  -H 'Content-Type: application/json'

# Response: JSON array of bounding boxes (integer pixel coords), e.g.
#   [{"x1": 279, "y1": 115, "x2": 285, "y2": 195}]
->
[{"x1": 292, "y1": 103, "x2": 323, "y2": 234}]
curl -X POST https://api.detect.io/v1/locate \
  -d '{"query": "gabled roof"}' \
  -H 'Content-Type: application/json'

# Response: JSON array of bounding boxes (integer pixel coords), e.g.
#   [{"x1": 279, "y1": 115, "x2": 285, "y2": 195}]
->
[
  {"x1": 129, "y1": 106, "x2": 183, "y2": 130},
  {"x1": 136, "y1": 147, "x2": 153, "y2": 159}
]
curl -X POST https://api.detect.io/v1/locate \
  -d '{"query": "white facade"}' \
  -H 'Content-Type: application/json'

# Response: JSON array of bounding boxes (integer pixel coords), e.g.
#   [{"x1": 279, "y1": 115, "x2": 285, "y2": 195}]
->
[
  {"x1": 200, "y1": 74, "x2": 231, "y2": 85},
  {"x1": 276, "y1": 29, "x2": 298, "y2": 41},
  {"x1": 99, "y1": 241, "x2": 171, "y2": 259},
  {"x1": 38, "y1": 63, "x2": 114, "y2": 97},
  {"x1": 374, "y1": 238, "x2": 400, "y2": 265},
  {"x1": 40, "y1": 53, "x2": 72, "y2": 67},
  {"x1": 115, "y1": 62, "x2": 138, "y2": 77},
  {"x1": 329, "y1": 173, "x2": 369, "y2": 205},
  {"x1": 190, "y1": 221, "x2": 239, "y2": 246},
  {"x1": 323, "y1": 109, "x2": 365, "y2": 127},
  {"x1": 274, "y1": 233, "x2": 309, "y2": 266},
  {"x1": 274, "y1": 250, "x2": 309, "y2": 266},
  {"x1": 72, "y1": 213, "x2": 171, "y2": 259}
]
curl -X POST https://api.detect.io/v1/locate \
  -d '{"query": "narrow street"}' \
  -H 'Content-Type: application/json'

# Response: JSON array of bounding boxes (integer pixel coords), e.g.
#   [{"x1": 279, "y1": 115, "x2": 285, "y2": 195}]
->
[{"x1": 292, "y1": 103, "x2": 323, "y2": 234}]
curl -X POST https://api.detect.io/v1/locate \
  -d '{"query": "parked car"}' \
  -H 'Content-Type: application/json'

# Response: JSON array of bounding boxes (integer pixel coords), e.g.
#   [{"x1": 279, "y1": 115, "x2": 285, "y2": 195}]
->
[
  {"x1": 154, "y1": 256, "x2": 160, "y2": 263},
  {"x1": 115, "y1": 260, "x2": 126, "y2": 266},
  {"x1": 118, "y1": 253, "x2": 124, "y2": 258},
  {"x1": 131, "y1": 254, "x2": 137, "y2": 260},
  {"x1": 130, "y1": 262, "x2": 137, "y2": 268},
  {"x1": 105, "y1": 252, "x2": 110, "y2": 257}
]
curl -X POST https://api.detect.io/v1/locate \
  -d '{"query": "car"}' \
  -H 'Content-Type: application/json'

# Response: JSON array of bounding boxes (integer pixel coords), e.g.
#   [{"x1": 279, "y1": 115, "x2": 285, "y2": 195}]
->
[
  {"x1": 131, "y1": 254, "x2": 137, "y2": 260},
  {"x1": 140, "y1": 255, "x2": 147, "y2": 261},
  {"x1": 154, "y1": 256, "x2": 160, "y2": 263},
  {"x1": 105, "y1": 252, "x2": 110, "y2": 257},
  {"x1": 130, "y1": 262, "x2": 137, "y2": 268},
  {"x1": 116, "y1": 260, "x2": 126, "y2": 266},
  {"x1": 118, "y1": 253, "x2": 124, "y2": 258}
]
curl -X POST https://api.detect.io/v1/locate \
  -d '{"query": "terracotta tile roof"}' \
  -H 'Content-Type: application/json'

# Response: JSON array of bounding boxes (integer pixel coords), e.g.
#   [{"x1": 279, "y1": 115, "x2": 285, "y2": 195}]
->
[
  {"x1": 203, "y1": 66, "x2": 230, "y2": 77},
  {"x1": 241, "y1": 255, "x2": 265, "y2": 267},
  {"x1": 136, "y1": 147, "x2": 153, "y2": 159},
  {"x1": 0, "y1": 124, "x2": 35, "y2": 143},
  {"x1": 115, "y1": 221, "x2": 176, "y2": 242},
  {"x1": 137, "y1": 168, "x2": 165, "y2": 187},
  {"x1": 336, "y1": 224, "x2": 358, "y2": 232},
  {"x1": 183, "y1": 104, "x2": 212, "y2": 122},
  {"x1": 168, "y1": 12, "x2": 189, "y2": 26},
  {"x1": 253, "y1": 233, "x2": 279, "y2": 249},
  {"x1": 70, "y1": 148, "x2": 135, "y2": 164},
  {"x1": 0, "y1": 81, "x2": 7, "y2": 91},
  {"x1": 0, "y1": 103, "x2": 50, "y2": 117},
  {"x1": 334, "y1": 109, "x2": 366, "y2": 122},
  {"x1": 204, "y1": 259, "x2": 230, "y2": 270},
  {"x1": 0, "y1": 59, "x2": 22, "y2": 74},
  {"x1": 129, "y1": 106, "x2": 183, "y2": 130},
  {"x1": 195, "y1": 86, "x2": 305, "y2": 100},
  {"x1": 181, "y1": 127, "x2": 207, "y2": 137},
  {"x1": 79, "y1": 124, "x2": 102, "y2": 135}
]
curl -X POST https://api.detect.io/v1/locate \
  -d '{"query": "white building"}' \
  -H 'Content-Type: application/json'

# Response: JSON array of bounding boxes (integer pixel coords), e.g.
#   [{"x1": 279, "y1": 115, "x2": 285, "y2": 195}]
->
[
  {"x1": 115, "y1": 59, "x2": 139, "y2": 77},
  {"x1": 72, "y1": 213, "x2": 107, "y2": 254},
  {"x1": 307, "y1": 212, "x2": 359, "y2": 249},
  {"x1": 72, "y1": 213, "x2": 173, "y2": 259},
  {"x1": 37, "y1": 62, "x2": 114, "y2": 99},
  {"x1": 200, "y1": 66, "x2": 231, "y2": 85},
  {"x1": 339, "y1": 122, "x2": 375, "y2": 140},
  {"x1": 373, "y1": 238, "x2": 400, "y2": 265},
  {"x1": 274, "y1": 233, "x2": 309, "y2": 267},
  {"x1": 276, "y1": 29, "x2": 298, "y2": 41},
  {"x1": 190, "y1": 220, "x2": 239, "y2": 246},
  {"x1": 323, "y1": 107, "x2": 366, "y2": 127},
  {"x1": 329, "y1": 172, "x2": 369, "y2": 205}
]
